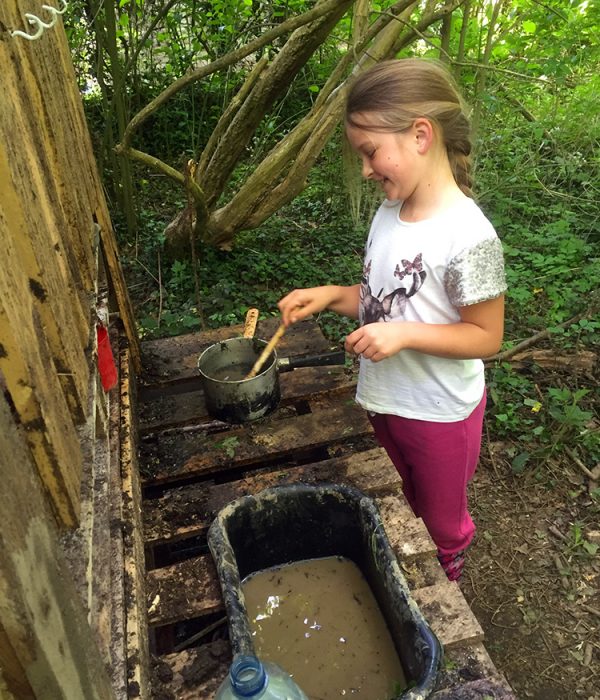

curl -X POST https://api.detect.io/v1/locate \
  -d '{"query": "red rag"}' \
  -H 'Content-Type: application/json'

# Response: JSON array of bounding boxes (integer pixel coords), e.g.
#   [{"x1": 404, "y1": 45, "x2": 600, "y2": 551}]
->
[{"x1": 97, "y1": 325, "x2": 118, "y2": 391}]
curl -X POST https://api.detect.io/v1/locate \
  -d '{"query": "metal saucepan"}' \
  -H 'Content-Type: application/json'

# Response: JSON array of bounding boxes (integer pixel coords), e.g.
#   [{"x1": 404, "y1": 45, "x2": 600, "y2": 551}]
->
[{"x1": 197, "y1": 336, "x2": 345, "y2": 423}]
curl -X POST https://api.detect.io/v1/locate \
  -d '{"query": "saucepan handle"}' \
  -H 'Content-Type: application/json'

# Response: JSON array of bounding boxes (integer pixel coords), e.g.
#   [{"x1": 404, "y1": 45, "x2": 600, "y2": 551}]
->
[{"x1": 277, "y1": 350, "x2": 346, "y2": 372}]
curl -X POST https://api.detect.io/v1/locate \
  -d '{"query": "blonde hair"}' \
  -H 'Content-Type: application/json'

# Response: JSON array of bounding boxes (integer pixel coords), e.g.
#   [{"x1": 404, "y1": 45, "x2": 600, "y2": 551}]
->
[{"x1": 345, "y1": 58, "x2": 474, "y2": 197}]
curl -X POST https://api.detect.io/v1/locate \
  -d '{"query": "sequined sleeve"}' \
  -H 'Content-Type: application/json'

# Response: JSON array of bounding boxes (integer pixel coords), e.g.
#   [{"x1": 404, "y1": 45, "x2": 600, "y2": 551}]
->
[{"x1": 444, "y1": 237, "x2": 507, "y2": 307}]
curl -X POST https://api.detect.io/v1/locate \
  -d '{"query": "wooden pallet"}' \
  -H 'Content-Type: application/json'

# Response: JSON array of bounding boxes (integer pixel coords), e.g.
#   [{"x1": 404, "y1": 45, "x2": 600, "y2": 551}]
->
[{"x1": 136, "y1": 318, "x2": 509, "y2": 699}]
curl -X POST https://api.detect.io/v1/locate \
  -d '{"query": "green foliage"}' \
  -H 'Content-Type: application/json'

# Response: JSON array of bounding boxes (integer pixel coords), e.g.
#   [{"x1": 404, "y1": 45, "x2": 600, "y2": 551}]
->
[
  {"x1": 565, "y1": 522, "x2": 599, "y2": 559},
  {"x1": 132, "y1": 143, "x2": 365, "y2": 344},
  {"x1": 488, "y1": 364, "x2": 597, "y2": 475},
  {"x1": 214, "y1": 436, "x2": 240, "y2": 459},
  {"x1": 499, "y1": 216, "x2": 598, "y2": 335},
  {"x1": 471, "y1": 3, "x2": 599, "y2": 480}
]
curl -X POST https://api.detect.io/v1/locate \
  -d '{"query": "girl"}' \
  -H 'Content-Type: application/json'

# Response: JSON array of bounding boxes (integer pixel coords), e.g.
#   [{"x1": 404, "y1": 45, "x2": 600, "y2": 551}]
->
[{"x1": 278, "y1": 58, "x2": 506, "y2": 582}]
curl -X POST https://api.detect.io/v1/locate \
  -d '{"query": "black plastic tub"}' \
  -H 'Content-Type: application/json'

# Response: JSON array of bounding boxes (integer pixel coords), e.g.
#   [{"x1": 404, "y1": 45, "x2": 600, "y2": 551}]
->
[{"x1": 207, "y1": 483, "x2": 442, "y2": 699}]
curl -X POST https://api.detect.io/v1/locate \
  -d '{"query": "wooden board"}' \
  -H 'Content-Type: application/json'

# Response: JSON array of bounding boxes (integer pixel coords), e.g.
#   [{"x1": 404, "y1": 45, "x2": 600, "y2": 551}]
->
[
  {"x1": 376, "y1": 495, "x2": 438, "y2": 562},
  {"x1": 140, "y1": 317, "x2": 334, "y2": 388},
  {"x1": 148, "y1": 555, "x2": 222, "y2": 627},
  {"x1": 0, "y1": 0, "x2": 142, "y2": 531},
  {"x1": 136, "y1": 320, "x2": 507, "y2": 698},
  {"x1": 1, "y1": 1, "x2": 140, "y2": 377},
  {"x1": 59, "y1": 369, "x2": 113, "y2": 669},
  {"x1": 0, "y1": 385, "x2": 115, "y2": 699},
  {"x1": 119, "y1": 346, "x2": 151, "y2": 699},
  {"x1": 143, "y1": 448, "x2": 399, "y2": 547},
  {"x1": 0, "y1": 302, "x2": 82, "y2": 528},
  {"x1": 96, "y1": 216, "x2": 142, "y2": 375},
  {"x1": 108, "y1": 336, "x2": 129, "y2": 700},
  {"x1": 141, "y1": 399, "x2": 371, "y2": 486},
  {"x1": 0, "y1": 623, "x2": 35, "y2": 699},
  {"x1": 139, "y1": 365, "x2": 348, "y2": 433},
  {"x1": 0, "y1": 2, "x2": 98, "y2": 421},
  {"x1": 155, "y1": 641, "x2": 231, "y2": 700},
  {"x1": 413, "y1": 583, "x2": 485, "y2": 649}
]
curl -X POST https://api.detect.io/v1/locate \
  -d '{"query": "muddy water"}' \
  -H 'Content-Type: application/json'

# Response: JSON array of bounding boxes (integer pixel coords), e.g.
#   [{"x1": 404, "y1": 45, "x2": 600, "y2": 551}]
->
[
  {"x1": 242, "y1": 556, "x2": 406, "y2": 699},
  {"x1": 207, "y1": 363, "x2": 255, "y2": 382}
]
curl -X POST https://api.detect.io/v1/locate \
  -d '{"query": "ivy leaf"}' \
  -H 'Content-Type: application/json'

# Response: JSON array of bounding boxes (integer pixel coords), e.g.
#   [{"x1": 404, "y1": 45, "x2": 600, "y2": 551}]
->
[
  {"x1": 512, "y1": 452, "x2": 530, "y2": 473},
  {"x1": 215, "y1": 437, "x2": 240, "y2": 459}
]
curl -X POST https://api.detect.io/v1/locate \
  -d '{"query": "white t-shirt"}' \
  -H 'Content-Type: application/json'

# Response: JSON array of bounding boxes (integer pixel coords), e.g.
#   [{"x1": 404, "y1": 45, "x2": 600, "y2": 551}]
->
[{"x1": 355, "y1": 196, "x2": 507, "y2": 422}]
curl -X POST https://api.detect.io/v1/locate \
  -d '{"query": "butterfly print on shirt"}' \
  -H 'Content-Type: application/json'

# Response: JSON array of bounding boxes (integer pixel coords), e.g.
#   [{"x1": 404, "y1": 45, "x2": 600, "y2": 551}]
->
[
  {"x1": 394, "y1": 253, "x2": 423, "y2": 280},
  {"x1": 361, "y1": 255, "x2": 426, "y2": 325}
]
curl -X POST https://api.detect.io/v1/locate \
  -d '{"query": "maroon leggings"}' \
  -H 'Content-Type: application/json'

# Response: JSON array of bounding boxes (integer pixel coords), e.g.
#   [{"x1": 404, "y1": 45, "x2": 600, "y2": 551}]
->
[{"x1": 369, "y1": 391, "x2": 486, "y2": 557}]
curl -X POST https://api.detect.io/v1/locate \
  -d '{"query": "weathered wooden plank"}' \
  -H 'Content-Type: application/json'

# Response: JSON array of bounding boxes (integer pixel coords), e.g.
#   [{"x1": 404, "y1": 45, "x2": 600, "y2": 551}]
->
[
  {"x1": 0, "y1": 15, "x2": 95, "y2": 300},
  {"x1": 2, "y1": 2, "x2": 102, "y2": 293},
  {"x1": 0, "y1": 623, "x2": 35, "y2": 699},
  {"x1": 144, "y1": 447, "x2": 396, "y2": 547},
  {"x1": 96, "y1": 215, "x2": 142, "y2": 376},
  {"x1": 0, "y1": 675, "x2": 19, "y2": 700},
  {"x1": 0, "y1": 386, "x2": 115, "y2": 699},
  {"x1": 1, "y1": 0, "x2": 142, "y2": 415},
  {"x1": 0, "y1": 139, "x2": 91, "y2": 424},
  {"x1": 23, "y1": 1, "x2": 141, "y2": 373},
  {"x1": 443, "y1": 643, "x2": 513, "y2": 692},
  {"x1": 119, "y1": 346, "x2": 151, "y2": 699},
  {"x1": 0, "y1": 12, "x2": 95, "y2": 322},
  {"x1": 140, "y1": 317, "x2": 334, "y2": 387},
  {"x1": 147, "y1": 555, "x2": 223, "y2": 627},
  {"x1": 0, "y1": 5, "x2": 142, "y2": 696},
  {"x1": 39, "y1": 34, "x2": 101, "y2": 292},
  {"x1": 139, "y1": 365, "x2": 348, "y2": 433},
  {"x1": 0, "y1": 301, "x2": 82, "y2": 527},
  {"x1": 157, "y1": 641, "x2": 231, "y2": 700},
  {"x1": 141, "y1": 400, "x2": 371, "y2": 486},
  {"x1": 60, "y1": 357, "x2": 118, "y2": 672},
  {"x1": 400, "y1": 555, "x2": 449, "y2": 591},
  {"x1": 412, "y1": 583, "x2": 485, "y2": 649},
  {"x1": 375, "y1": 495, "x2": 437, "y2": 561},
  {"x1": 108, "y1": 332, "x2": 128, "y2": 700},
  {"x1": 89, "y1": 433, "x2": 114, "y2": 666}
]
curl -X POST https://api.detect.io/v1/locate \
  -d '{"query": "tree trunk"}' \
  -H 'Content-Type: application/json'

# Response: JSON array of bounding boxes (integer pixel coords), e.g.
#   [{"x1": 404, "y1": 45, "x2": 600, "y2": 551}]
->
[
  {"x1": 472, "y1": 0, "x2": 504, "y2": 131},
  {"x1": 117, "y1": 0, "x2": 462, "y2": 254},
  {"x1": 440, "y1": 12, "x2": 452, "y2": 62},
  {"x1": 197, "y1": 0, "x2": 355, "y2": 209},
  {"x1": 103, "y1": 0, "x2": 138, "y2": 242},
  {"x1": 455, "y1": 1, "x2": 471, "y2": 80}
]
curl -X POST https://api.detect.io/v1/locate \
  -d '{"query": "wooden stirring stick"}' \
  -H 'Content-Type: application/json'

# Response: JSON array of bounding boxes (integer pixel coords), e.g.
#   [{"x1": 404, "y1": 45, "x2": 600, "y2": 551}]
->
[
  {"x1": 245, "y1": 323, "x2": 286, "y2": 379},
  {"x1": 243, "y1": 308, "x2": 259, "y2": 338}
]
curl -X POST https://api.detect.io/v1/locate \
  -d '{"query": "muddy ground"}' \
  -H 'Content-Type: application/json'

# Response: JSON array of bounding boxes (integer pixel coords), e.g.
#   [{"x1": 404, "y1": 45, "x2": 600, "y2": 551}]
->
[{"x1": 461, "y1": 443, "x2": 599, "y2": 699}]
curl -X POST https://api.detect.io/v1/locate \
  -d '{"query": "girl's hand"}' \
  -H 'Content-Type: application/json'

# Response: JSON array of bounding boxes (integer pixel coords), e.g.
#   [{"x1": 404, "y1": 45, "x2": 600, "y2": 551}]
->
[
  {"x1": 277, "y1": 286, "x2": 338, "y2": 326},
  {"x1": 345, "y1": 323, "x2": 406, "y2": 362},
  {"x1": 345, "y1": 296, "x2": 505, "y2": 361}
]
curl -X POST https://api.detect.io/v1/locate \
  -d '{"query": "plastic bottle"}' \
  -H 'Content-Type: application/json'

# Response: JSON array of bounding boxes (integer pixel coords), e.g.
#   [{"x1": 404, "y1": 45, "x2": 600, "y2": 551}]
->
[{"x1": 215, "y1": 654, "x2": 309, "y2": 700}]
